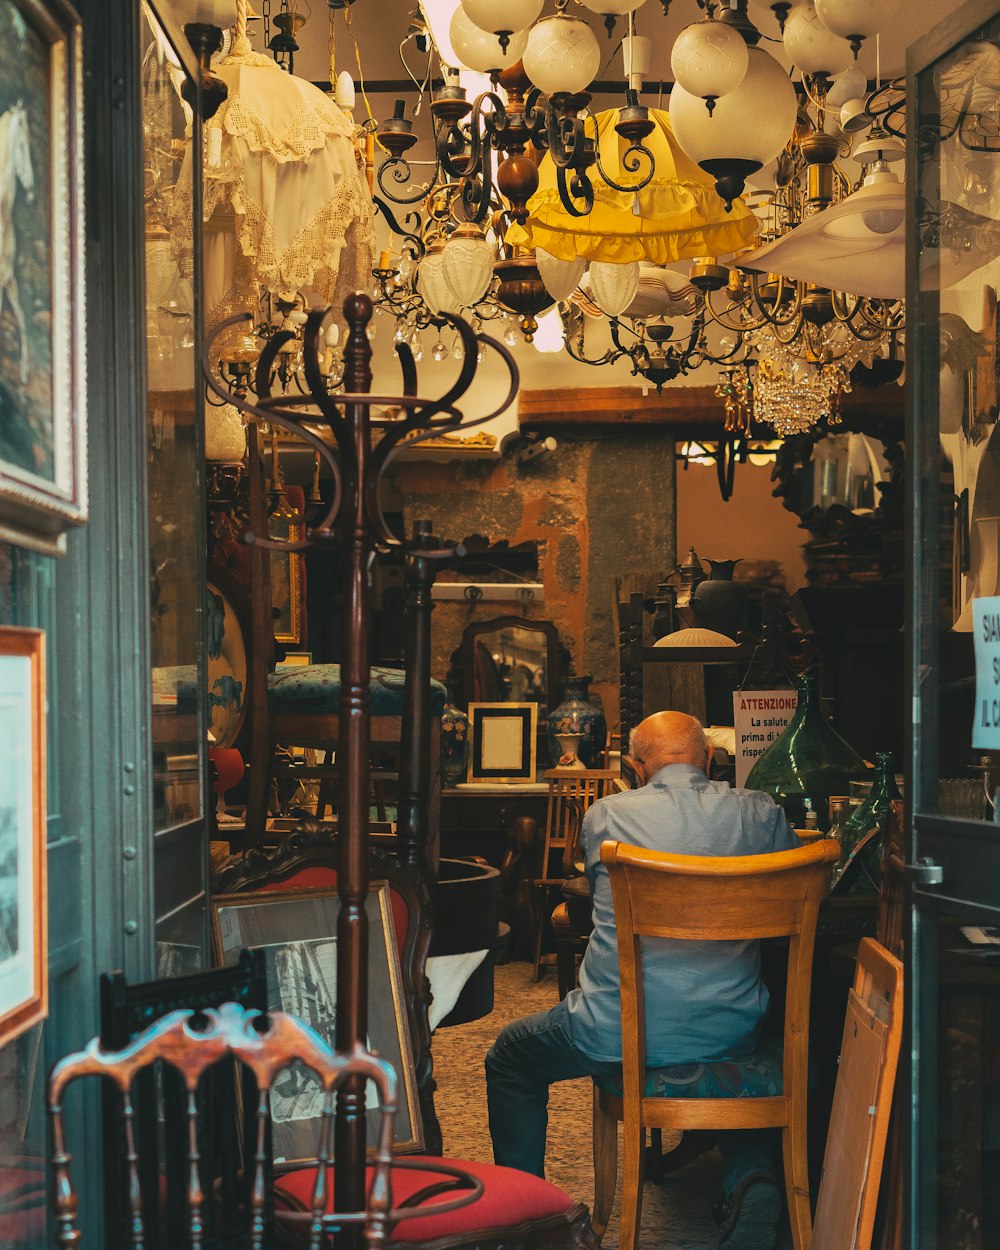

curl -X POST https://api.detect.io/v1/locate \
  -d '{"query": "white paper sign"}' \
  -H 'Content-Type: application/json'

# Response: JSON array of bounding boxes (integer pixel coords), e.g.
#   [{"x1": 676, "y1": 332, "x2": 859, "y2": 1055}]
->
[
  {"x1": 972, "y1": 596, "x2": 1000, "y2": 748},
  {"x1": 733, "y1": 690, "x2": 798, "y2": 788}
]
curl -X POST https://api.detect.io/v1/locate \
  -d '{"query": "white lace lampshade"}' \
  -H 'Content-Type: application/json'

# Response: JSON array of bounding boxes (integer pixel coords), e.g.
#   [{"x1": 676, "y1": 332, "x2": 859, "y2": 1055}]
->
[{"x1": 176, "y1": 29, "x2": 375, "y2": 332}]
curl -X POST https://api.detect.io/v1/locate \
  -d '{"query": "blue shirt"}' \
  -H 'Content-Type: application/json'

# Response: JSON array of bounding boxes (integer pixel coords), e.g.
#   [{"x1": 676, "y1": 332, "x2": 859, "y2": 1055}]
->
[{"x1": 556, "y1": 763, "x2": 799, "y2": 1066}]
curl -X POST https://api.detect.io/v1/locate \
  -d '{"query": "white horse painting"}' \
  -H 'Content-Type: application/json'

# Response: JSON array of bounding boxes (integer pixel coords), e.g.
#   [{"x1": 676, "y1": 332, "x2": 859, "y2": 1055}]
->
[{"x1": 0, "y1": 100, "x2": 34, "y2": 385}]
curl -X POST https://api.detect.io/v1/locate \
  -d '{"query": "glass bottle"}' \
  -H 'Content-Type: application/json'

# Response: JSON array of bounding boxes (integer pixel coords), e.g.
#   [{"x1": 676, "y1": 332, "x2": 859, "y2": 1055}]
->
[
  {"x1": 746, "y1": 673, "x2": 866, "y2": 829},
  {"x1": 837, "y1": 752, "x2": 901, "y2": 891}
]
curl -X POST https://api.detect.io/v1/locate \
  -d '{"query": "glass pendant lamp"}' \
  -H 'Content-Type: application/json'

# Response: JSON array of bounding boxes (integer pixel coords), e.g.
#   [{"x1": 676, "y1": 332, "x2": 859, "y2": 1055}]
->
[
  {"x1": 746, "y1": 673, "x2": 867, "y2": 829},
  {"x1": 588, "y1": 261, "x2": 640, "y2": 316},
  {"x1": 442, "y1": 223, "x2": 495, "y2": 307},
  {"x1": 536, "y1": 248, "x2": 586, "y2": 301},
  {"x1": 523, "y1": 14, "x2": 601, "y2": 96},
  {"x1": 450, "y1": 6, "x2": 527, "y2": 71},
  {"x1": 461, "y1": 0, "x2": 542, "y2": 39},
  {"x1": 670, "y1": 18, "x2": 749, "y2": 112}
]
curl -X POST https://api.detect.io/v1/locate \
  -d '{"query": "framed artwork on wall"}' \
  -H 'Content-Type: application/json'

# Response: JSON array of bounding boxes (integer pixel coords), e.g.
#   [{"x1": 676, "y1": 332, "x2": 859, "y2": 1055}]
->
[
  {"x1": 210, "y1": 883, "x2": 423, "y2": 1162},
  {"x1": 467, "y1": 701, "x2": 538, "y2": 783},
  {"x1": 0, "y1": 0, "x2": 86, "y2": 557},
  {"x1": 0, "y1": 626, "x2": 46, "y2": 1045}
]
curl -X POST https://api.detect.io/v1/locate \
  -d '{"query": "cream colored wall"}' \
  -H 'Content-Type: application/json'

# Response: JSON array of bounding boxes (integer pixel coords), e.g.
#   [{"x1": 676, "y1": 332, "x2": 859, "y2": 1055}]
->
[{"x1": 675, "y1": 460, "x2": 808, "y2": 594}]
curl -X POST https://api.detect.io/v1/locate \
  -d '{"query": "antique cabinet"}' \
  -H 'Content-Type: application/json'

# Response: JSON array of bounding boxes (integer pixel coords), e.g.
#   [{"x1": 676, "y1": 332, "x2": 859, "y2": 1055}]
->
[{"x1": 907, "y1": 4, "x2": 1000, "y2": 1246}]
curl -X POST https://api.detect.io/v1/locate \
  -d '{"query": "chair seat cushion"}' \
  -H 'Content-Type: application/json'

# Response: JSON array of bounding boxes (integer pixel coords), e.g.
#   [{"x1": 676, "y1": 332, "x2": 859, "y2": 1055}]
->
[
  {"x1": 594, "y1": 1035, "x2": 783, "y2": 1100},
  {"x1": 267, "y1": 664, "x2": 446, "y2": 717},
  {"x1": 274, "y1": 1155, "x2": 579, "y2": 1243}
]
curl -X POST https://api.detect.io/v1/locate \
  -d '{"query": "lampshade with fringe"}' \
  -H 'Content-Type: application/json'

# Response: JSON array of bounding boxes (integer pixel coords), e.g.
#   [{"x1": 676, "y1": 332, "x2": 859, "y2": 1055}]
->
[{"x1": 505, "y1": 107, "x2": 759, "y2": 266}]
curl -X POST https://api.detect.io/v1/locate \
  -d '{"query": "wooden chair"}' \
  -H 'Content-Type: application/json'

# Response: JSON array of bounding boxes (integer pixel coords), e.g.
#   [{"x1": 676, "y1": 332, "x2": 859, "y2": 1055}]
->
[
  {"x1": 592, "y1": 838, "x2": 840, "y2": 1250},
  {"x1": 49, "y1": 1001, "x2": 407, "y2": 1250},
  {"x1": 812, "y1": 938, "x2": 904, "y2": 1250},
  {"x1": 531, "y1": 768, "x2": 619, "y2": 982}
]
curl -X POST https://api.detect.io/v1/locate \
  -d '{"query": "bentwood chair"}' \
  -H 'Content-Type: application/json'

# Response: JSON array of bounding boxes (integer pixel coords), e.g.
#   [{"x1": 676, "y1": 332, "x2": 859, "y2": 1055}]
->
[
  {"x1": 592, "y1": 838, "x2": 840, "y2": 1250},
  {"x1": 49, "y1": 1002, "x2": 403, "y2": 1250},
  {"x1": 531, "y1": 768, "x2": 619, "y2": 981}
]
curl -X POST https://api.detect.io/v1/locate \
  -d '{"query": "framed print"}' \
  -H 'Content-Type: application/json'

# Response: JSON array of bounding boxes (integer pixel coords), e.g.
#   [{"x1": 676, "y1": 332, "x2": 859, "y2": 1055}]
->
[
  {"x1": 467, "y1": 701, "x2": 538, "y2": 783},
  {"x1": 270, "y1": 512, "x2": 304, "y2": 646},
  {"x1": 211, "y1": 884, "x2": 423, "y2": 1163},
  {"x1": 0, "y1": 0, "x2": 86, "y2": 556},
  {"x1": 0, "y1": 626, "x2": 46, "y2": 1044}
]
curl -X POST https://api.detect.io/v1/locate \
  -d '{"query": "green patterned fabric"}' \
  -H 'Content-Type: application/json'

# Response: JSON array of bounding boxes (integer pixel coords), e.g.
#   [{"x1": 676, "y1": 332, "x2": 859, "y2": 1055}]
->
[
  {"x1": 593, "y1": 1035, "x2": 783, "y2": 1099},
  {"x1": 267, "y1": 664, "x2": 446, "y2": 716}
]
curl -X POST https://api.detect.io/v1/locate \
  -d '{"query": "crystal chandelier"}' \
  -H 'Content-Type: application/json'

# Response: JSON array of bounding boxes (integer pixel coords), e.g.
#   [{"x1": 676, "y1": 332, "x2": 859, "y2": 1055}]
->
[{"x1": 716, "y1": 338, "x2": 854, "y2": 439}]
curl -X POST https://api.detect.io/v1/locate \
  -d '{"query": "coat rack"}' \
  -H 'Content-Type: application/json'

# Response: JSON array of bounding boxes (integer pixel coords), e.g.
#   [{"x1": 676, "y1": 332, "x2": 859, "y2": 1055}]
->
[{"x1": 204, "y1": 293, "x2": 518, "y2": 1233}]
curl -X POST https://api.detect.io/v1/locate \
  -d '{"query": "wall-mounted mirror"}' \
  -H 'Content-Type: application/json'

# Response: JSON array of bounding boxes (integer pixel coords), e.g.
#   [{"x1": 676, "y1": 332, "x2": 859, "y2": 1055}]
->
[{"x1": 459, "y1": 616, "x2": 560, "y2": 715}]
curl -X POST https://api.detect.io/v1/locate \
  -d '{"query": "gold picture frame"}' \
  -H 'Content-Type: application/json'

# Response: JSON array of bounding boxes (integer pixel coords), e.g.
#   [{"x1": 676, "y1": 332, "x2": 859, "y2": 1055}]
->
[
  {"x1": 0, "y1": 626, "x2": 47, "y2": 1045},
  {"x1": 467, "y1": 701, "x2": 538, "y2": 783}
]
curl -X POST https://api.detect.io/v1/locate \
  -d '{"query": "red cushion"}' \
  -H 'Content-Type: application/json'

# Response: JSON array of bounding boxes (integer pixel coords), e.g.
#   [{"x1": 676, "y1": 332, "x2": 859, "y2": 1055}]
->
[
  {"x1": 274, "y1": 1156, "x2": 575, "y2": 1242},
  {"x1": 258, "y1": 867, "x2": 410, "y2": 955}
]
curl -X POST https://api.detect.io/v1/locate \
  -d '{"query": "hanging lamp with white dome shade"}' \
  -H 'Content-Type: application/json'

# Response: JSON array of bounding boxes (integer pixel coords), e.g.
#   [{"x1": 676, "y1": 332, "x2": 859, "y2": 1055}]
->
[
  {"x1": 670, "y1": 18, "x2": 749, "y2": 114},
  {"x1": 670, "y1": 44, "x2": 798, "y2": 210},
  {"x1": 813, "y1": 0, "x2": 905, "y2": 55},
  {"x1": 782, "y1": 1, "x2": 853, "y2": 78},
  {"x1": 578, "y1": 0, "x2": 647, "y2": 38},
  {"x1": 460, "y1": 0, "x2": 542, "y2": 50},
  {"x1": 523, "y1": 13, "x2": 601, "y2": 96},
  {"x1": 450, "y1": 6, "x2": 528, "y2": 72}
]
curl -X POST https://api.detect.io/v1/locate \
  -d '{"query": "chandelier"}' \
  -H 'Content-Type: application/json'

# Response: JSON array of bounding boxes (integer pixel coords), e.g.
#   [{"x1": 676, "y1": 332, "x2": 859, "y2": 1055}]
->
[{"x1": 715, "y1": 340, "x2": 854, "y2": 439}]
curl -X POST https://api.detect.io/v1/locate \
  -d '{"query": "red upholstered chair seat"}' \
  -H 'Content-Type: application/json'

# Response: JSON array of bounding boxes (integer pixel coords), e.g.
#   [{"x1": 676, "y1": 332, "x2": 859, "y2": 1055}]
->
[{"x1": 274, "y1": 1156, "x2": 594, "y2": 1248}]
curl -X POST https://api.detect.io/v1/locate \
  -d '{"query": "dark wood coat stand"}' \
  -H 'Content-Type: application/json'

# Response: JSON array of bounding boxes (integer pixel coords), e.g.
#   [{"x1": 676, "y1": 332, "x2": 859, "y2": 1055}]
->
[{"x1": 205, "y1": 292, "x2": 518, "y2": 1241}]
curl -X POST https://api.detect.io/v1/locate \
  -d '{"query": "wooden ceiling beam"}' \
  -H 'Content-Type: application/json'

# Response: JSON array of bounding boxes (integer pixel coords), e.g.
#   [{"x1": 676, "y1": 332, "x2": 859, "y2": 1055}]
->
[{"x1": 518, "y1": 383, "x2": 905, "y2": 433}]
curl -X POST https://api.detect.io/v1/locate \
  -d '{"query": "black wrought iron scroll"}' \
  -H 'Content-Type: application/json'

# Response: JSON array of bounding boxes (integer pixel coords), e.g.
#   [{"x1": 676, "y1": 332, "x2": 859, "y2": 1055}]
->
[{"x1": 203, "y1": 293, "x2": 519, "y2": 1240}]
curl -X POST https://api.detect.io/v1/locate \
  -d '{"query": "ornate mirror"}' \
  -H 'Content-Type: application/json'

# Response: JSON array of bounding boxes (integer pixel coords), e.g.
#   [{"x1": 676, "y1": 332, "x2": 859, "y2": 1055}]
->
[{"x1": 459, "y1": 616, "x2": 560, "y2": 714}]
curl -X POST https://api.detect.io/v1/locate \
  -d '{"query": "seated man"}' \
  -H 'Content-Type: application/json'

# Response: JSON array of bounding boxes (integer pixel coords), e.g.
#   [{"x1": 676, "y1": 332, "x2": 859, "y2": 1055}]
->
[{"x1": 485, "y1": 711, "x2": 799, "y2": 1250}]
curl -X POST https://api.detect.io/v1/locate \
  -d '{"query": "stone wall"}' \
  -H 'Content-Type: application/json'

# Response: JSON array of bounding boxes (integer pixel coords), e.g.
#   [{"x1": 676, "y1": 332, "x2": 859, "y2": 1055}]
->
[{"x1": 390, "y1": 431, "x2": 676, "y2": 727}]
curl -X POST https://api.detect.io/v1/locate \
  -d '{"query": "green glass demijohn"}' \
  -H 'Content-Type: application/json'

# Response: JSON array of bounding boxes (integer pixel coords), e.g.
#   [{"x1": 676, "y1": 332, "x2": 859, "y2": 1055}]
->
[
  {"x1": 834, "y1": 751, "x2": 902, "y2": 893},
  {"x1": 745, "y1": 673, "x2": 866, "y2": 829}
]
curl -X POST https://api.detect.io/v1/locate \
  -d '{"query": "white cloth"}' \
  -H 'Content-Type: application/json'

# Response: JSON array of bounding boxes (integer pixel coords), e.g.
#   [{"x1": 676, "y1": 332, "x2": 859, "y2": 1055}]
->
[{"x1": 426, "y1": 950, "x2": 489, "y2": 1031}]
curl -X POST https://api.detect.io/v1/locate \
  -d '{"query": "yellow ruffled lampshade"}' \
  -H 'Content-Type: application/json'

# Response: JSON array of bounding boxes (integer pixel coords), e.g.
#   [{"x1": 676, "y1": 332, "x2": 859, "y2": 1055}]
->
[{"x1": 506, "y1": 107, "x2": 759, "y2": 266}]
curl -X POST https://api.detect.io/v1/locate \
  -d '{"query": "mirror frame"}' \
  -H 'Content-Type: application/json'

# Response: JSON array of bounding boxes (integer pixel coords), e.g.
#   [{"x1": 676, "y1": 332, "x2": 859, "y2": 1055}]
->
[
  {"x1": 770, "y1": 408, "x2": 904, "y2": 541},
  {"x1": 459, "y1": 616, "x2": 560, "y2": 713}
]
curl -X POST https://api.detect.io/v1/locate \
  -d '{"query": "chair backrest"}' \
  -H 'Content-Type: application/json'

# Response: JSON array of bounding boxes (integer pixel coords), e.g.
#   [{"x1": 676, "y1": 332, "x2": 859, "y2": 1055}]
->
[
  {"x1": 812, "y1": 938, "x2": 904, "y2": 1250},
  {"x1": 602, "y1": 838, "x2": 840, "y2": 1104},
  {"x1": 99, "y1": 952, "x2": 270, "y2": 1250},
  {"x1": 50, "y1": 1002, "x2": 398, "y2": 1250},
  {"x1": 540, "y1": 768, "x2": 620, "y2": 880}
]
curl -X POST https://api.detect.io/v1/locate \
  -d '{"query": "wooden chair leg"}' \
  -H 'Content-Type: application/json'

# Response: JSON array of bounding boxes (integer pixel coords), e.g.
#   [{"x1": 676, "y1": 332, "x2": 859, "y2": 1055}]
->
[
  {"x1": 781, "y1": 1117, "x2": 813, "y2": 1250},
  {"x1": 592, "y1": 1087, "x2": 618, "y2": 1243},
  {"x1": 645, "y1": 1128, "x2": 664, "y2": 1182},
  {"x1": 618, "y1": 1121, "x2": 646, "y2": 1250}
]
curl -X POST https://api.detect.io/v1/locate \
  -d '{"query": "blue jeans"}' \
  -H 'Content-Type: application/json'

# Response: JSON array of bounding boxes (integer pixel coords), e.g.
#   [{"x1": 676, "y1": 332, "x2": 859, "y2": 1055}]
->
[{"x1": 485, "y1": 1006, "x2": 777, "y2": 1193}]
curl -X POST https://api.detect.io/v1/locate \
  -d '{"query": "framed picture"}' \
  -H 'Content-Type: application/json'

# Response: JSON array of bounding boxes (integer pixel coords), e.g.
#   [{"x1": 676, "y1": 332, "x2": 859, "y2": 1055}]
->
[
  {"x1": 467, "y1": 701, "x2": 538, "y2": 783},
  {"x1": 270, "y1": 506, "x2": 304, "y2": 646},
  {"x1": 0, "y1": 0, "x2": 86, "y2": 557},
  {"x1": 211, "y1": 884, "x2": 423, "y2": 1163},
  {"x1": 0, "y1": 626, "x2": 46, "y2": 1045}
]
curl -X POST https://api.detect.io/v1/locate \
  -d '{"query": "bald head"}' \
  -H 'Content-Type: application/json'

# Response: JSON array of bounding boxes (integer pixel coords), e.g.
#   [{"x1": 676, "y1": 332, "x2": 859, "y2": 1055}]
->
[{"x1": 628, "y1": 711, "x2": 711, "y2": 782}]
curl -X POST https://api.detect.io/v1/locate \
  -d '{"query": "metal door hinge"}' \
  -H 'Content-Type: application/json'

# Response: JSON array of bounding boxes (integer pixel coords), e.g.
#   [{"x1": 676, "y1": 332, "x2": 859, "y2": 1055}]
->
[{"x1": 903, "y1": 858, "x2": 944, "y2": 887}]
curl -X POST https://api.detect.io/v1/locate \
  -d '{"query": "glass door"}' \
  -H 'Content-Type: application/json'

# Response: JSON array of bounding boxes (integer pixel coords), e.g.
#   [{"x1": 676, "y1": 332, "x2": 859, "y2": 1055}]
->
[
  {"x1": 141, "y1": 1, "x2": 209, "y2": 974},
  {"x1": 907, "y1": 3, "x2": 1000, "y2": 1246}
]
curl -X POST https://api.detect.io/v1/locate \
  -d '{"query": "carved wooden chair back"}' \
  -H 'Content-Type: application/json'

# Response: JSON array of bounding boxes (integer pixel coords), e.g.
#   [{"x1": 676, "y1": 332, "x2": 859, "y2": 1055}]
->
[
  {"x1": 100, "y1": 951, "x2": 270, "y2": 1250},
  {"x1": 50, "y1": 1002, "x2": 398, "y2": 1250},
  {"x1": 596, "y1": 838, "x2": 840, "y2": 1250},
  {"x1": 812, "y1": 938, "x2": 904, "y2": 1250},
  {"x1": 211, "y1": 826, "x2": 441, "y2": 1156}
]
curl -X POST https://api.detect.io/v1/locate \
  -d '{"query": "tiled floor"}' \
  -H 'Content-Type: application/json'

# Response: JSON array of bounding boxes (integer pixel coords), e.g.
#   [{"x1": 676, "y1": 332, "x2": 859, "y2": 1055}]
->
[{"x1": 430, "y1": 960, "x2": 769, "y2": 1250}]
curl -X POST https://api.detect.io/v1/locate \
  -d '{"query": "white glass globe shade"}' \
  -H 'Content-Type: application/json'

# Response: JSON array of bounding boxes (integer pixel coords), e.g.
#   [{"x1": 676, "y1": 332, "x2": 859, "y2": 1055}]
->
[
  {"x1": 174, "y1": 0, "x2": 235, "y2": 23},
  {"x1": 825, "y1": 62, "x2": 866, "y2": 107},
  {"x1": 461, "y1": 0, "x2": 542, "y2": 35},
  {"x1": 205, "y1": 404, "x2": 247, "y2": 462},
  {"x1": 670, "y1": 45, "x2": 797, "y2": 170},
  {"x1": 588, "y1": 261, "x2": 640, "y2": 317},
  {"x1": 536, "y1": 248, "x2": 586, "y2": 302},
  {"x1": 418, "y1": 249, "x2": 460, "y2": 317},
  {"x1": 523, "y1": 16, "x2": 601, "y2": 96},
  {"x1": 532, "y1": 307, "x2": 566, "y2": 354},
  {"x1": 814, "y1": 0, "x2": 903, "y2": 40},
  {"x1": 442, "y1": 228, "x2": 495, "y2": 306},
  {"x1": 579, "y1": 0, "x2": 647, "y2": 15},
  {"x1": 783, "y1": 2, "x2": 853, "y2": 76},
  {"x1": 450, "y1": 7, "x2": 528, "y2": 72},
  {"x1": 670, "y1": 20, "x2": 749, "y2": 102}
]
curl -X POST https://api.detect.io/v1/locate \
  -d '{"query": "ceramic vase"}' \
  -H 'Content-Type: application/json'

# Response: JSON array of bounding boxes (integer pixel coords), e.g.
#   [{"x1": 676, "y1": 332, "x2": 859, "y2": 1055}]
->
[
  {"x1": 547, "y1": 675, "x2": 608, "y2": 770},
  {"x1": 440, "y1": 698, "x2": 470, "y2": 786},
  {"x1": 746, "y1": 673, "x2": 866, "y2": 829},
  {"x1": 689, "y1": 557, "x2": 750, "y2": 639},
  {"x1": 555, "y1": 733, "x2": 586, "y2": 769}
]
